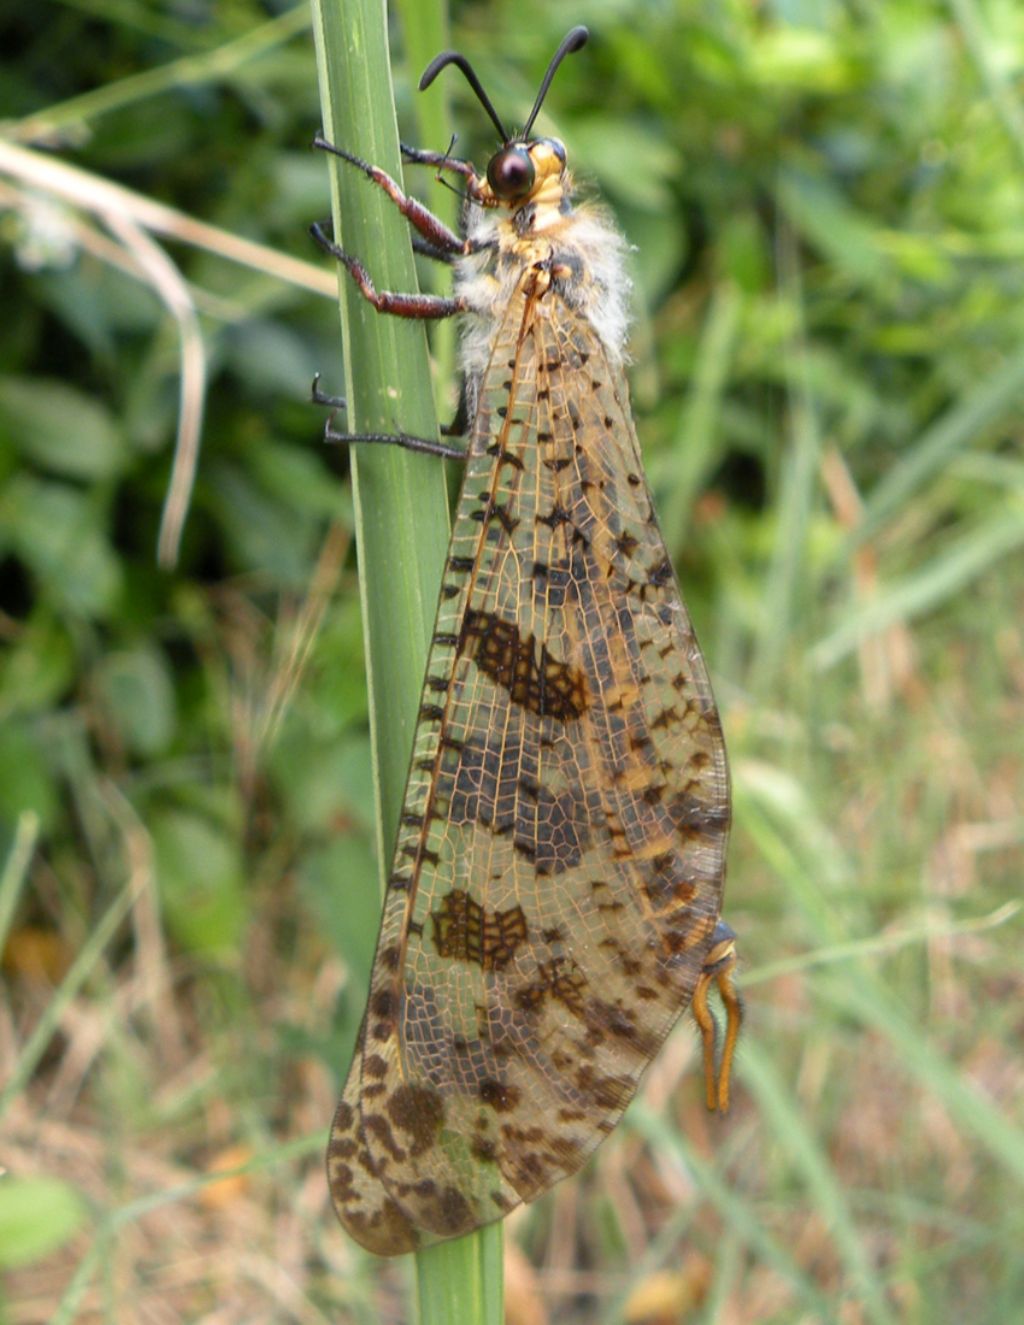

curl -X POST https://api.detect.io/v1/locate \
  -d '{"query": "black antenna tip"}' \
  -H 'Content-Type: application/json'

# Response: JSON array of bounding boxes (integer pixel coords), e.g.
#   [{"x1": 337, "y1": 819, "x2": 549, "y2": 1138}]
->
[
  {"x1": 417, "y1": 48, "x2": 510, "y2": 141},
  {"x1": 418, "y1": 53, "x2": 452, "y2": 92},
  {"x1": 521, "y1": 26, "x2": 592, "y2": 140}
]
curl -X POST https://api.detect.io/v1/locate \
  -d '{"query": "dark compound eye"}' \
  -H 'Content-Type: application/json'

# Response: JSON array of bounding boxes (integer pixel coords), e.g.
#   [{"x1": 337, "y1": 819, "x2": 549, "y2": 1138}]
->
[{"x1": 486, "y1": 146, "x2": 536, "y2": 200}]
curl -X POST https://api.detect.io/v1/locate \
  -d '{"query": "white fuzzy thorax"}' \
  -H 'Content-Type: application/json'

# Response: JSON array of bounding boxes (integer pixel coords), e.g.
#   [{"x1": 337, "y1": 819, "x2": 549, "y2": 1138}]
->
[{"x1": 454, "y1": 185, "x2": 633, "y2": 390}]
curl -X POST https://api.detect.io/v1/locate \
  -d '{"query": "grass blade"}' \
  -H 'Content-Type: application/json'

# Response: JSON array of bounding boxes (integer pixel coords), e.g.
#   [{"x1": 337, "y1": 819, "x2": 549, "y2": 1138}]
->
[{"x1": 310, "y1": 0, "x2": 504, "y2": 1317}]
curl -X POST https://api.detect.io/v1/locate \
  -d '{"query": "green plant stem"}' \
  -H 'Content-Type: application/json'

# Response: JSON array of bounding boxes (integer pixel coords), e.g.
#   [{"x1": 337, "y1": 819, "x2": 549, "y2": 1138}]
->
[
  {"x1": 310, "y1": 0, "x2": 503, "y2": 1319},
  {"x1": 310, "y1": 0, "x2": 449, "y2": 866}
]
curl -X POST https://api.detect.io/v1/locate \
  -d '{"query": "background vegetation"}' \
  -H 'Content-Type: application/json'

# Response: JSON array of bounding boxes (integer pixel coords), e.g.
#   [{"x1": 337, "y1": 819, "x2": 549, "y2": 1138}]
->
[{"x1": 2, "y1": 0, "x2": 1022, "y2": 1321}]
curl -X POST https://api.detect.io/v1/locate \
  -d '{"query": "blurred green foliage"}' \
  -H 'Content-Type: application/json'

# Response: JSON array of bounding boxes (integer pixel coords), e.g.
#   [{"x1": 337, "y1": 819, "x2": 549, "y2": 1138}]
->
[{"x1": 2, "y1": 0, "x2": 1023, "y2": 1321}]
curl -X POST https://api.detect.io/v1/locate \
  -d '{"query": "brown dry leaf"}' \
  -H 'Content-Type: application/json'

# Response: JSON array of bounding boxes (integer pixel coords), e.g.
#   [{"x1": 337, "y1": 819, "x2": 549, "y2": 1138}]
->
[
  {"x1": 3, "y1": 926, "x2": 72, "y2": 982},
  {"x1": 623, "y1": 1253, "x2": 712, "y2": 1324},
  {"x1": 198, "y1": 1143, "x2": 254, "y2": 1210}
]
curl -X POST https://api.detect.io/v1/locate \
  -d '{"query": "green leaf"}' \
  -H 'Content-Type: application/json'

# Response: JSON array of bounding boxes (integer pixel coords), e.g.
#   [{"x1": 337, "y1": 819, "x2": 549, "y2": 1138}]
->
[
  {"x1": 1, "y1": 475, "x2": 122, "y2": 617},
  {"x1": 272, "y1": 731, "x2": 375, "y2": 837},
  {"x1": 0, "y1": 718, "x2": 58, "y2": 831},
  {"x1": 300, "y1": 836, "x2": 381, "y2": 997},
  {"x1": 151, "y1": 809, "x2": 246, "y2": 956},
  {"x1": 225, "y1": 321, "x2": 315, "y2": 398},
  {"x1": 777, "y1": 170, "x2": 891, "y2": 285},
  {"x1": 0, "y1": 378, "x2": 124, "y2": 479},
  {"x1": 748, "y1": 27, "x2": 856, "y2": 91},
  {"x1": 0, "y1": 1176, "x2": 88, "y2": 1269},
  {"x1": 206, "y1": 457, "x2": 322, "y2": 584},
  {"x1": 0, "y1": 613, "x2": 74, "y2": 716},
  {"x1": 571, "y1": 116, "x2": 681, "y2": 212},
  {"x1": 92, "y1": 645, "x2": 176, "y2": 757}
]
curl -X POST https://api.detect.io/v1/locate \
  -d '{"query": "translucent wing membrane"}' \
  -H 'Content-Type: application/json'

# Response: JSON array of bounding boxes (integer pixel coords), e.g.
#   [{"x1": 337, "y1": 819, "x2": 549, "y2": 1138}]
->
[{"x1": 328, "y1": 277, "x2": 730, "y2": 1255}]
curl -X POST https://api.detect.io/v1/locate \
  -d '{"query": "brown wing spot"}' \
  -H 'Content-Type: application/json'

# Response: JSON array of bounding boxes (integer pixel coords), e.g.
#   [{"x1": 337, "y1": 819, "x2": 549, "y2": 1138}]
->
[
  {"x1": 387, "y1": 1084, "x2": 445, "y2": 1156},
  {"x1": 472, "y1": 499, "x2": 519, "y2": 533},
  {"x1": 648, "y1": 556, "x2": 674, "y2": 587},
  {"x1": 329, "y1": 1135, "x2": 357, "y2": 1162},
  {"x1": 513, "y1": 980, "x2": 545, "y2": 1013},
  {"x1": 513, "y1": 953, "x2": 589, "y2": 1015},
  {"x1": 545, "y1": 956, "x2": 589, "y2": 1015},
  {"x1": 485, "y1": 442, "x2": 525, "y2": 470},
  {"x1": 585, "y1": 998, "x2": 660, "y2": 1057},
  {"x1": 472, "y1": 1136, "x2": 498, "y2": 1163},
  {"x1": 479, "y1": 1078, "x2": 521, "y2": 1112},
  {"x1": 364, "y1": 1112, "x2": 404, "y2": 1160},
  {"x1": 430, "y1": 888, "x2": 528, "y2": 971},
  {"x1": 460, "y1": 609, "x2": 587, "y2": 721},
  {"x1": 667, "y1": 791, "x2": 731, "y2": 836},
  {"x1": 331, "y1": 1161, "x2": 354, "y2": 1190},
  {"x1": 576, "y1": 1067, "x2": 634, "y2": 1112},
  {"x1": 436, "y1": 1186, "x2": 474, "y2": 1233}
]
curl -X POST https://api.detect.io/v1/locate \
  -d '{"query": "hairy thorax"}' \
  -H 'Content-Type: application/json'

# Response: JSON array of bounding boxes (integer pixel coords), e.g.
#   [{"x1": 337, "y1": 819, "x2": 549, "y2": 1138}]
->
[{"x1": 455, "y1": 188, "x2": 633, "y2": 389}]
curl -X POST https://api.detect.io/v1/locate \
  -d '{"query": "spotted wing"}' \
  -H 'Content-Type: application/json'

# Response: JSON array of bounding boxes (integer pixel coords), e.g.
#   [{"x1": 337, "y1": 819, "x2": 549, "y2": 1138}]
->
[{"x1": 328, "y1": 276, "x2": 730, "y2": 1255}]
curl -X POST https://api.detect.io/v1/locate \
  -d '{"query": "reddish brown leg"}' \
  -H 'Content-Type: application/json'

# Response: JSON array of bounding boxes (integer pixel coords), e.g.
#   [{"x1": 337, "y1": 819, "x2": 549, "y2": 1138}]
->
[
  {"x1": 400, "y1": 141, "x2": 477, "y2": 181},
  {"x1": 309, "y1": 222, "x2": 467, "y2": 319},
  {"x1": 313, "y1": 136, "x2": 467, "y2": 254}
]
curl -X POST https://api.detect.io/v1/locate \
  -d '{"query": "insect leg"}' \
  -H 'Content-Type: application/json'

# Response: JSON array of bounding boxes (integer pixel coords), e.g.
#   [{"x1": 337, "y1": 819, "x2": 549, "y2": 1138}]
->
[
  {"x1": 400, "y1": 141, "x2": 477, "y2": 181},
  {"x1": 440, "y1": 382, "x2": 470, "y2": 438},
  {"x1": 310, "y1": 374, "x2": 464, "y2": 458},
  {"x1": 310, "y1": 223, "x2": 467, "y2": 319},
  {"x1": 311, "y1": 373, "x2": 346, "y2": 409},
  {"x1": 323, "y1": 418, "x2": 466, "y2": 460},
  {"x1": 412, "y1": 236, "x2": 458, "y2": 265},
  {"x1": 313, "y1": 136, "x2": 466, "y2": 255}
]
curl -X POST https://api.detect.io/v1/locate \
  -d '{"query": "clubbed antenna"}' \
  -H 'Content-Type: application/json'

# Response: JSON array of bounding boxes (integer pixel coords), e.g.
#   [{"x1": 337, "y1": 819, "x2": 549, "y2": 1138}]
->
[
  {"x1": 522, "y1": 27, "x2": 588, "y2": 138},
  {"x1": 419, "y1": 49, "x2": 509, "y2": 143},
  {"x1": 419, "y1": 27, "x2": 590, "y2": 146}
]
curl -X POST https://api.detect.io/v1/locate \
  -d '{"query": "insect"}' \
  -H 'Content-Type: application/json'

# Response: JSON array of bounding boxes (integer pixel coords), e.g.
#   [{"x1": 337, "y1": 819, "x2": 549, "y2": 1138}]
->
[{"x1": 314, "y1": 26, "x2": 741, "y2": 1256}]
